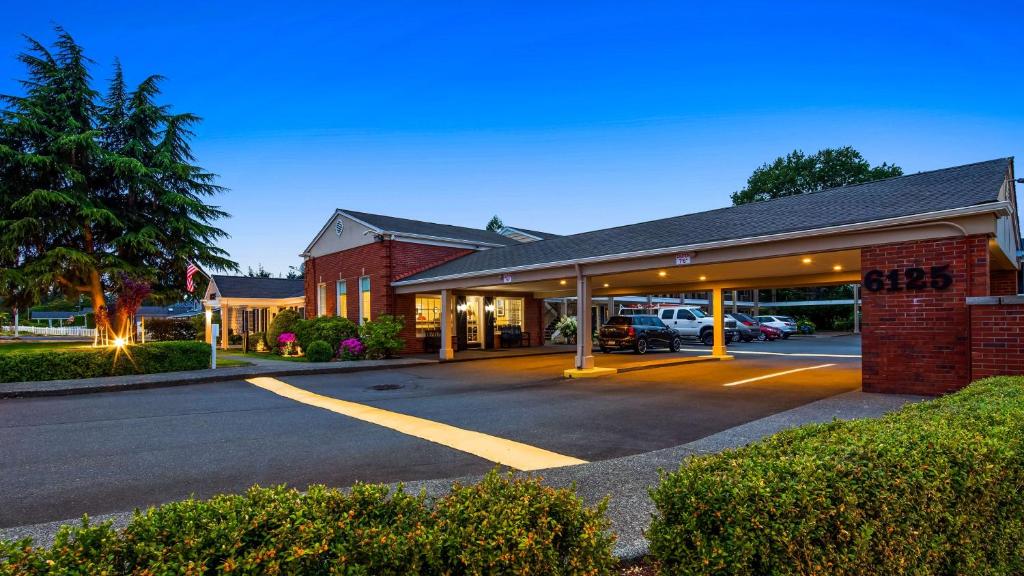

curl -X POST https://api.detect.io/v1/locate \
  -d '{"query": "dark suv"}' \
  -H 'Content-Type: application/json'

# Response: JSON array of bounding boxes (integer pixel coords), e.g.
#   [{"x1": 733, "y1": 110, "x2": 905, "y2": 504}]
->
[{"x1": 598, "y1": 315, "x2": 682, "y2": 354}]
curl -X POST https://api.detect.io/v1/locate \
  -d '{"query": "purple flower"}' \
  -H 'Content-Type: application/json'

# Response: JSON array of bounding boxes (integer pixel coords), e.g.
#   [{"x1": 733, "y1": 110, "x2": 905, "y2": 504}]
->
[
  {"x1": 339, "y1": 337, "x2": 364, "y2": 358},
  {"x1": 278, "y1": 332, "x2": 297, "y2": 344}
]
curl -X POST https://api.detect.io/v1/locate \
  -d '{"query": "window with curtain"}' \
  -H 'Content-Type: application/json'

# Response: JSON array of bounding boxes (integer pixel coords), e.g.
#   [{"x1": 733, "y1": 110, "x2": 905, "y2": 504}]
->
[
  {"x1": 494, "y1": 297, "x2": 524, "y2": 328},
  {"x1": 317, "y1": 283, "x2": 327, "y2": 317},
  {"x1": 336, "y1": 280, "x2": 347, "y2": 318},
  {"x1": 359, "y1": 276, "x2": 371, "y2": 324}
]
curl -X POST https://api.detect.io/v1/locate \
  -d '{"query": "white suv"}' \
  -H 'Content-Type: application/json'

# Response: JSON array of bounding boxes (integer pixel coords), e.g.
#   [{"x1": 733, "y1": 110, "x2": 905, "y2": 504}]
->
[{"x1": 654, "y1": 306, "x2": 737, "y2": 346}]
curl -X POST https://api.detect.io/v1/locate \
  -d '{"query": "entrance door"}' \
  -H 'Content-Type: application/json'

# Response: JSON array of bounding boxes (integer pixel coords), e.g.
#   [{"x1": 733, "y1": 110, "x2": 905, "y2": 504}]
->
[{"x1": 466, "y1": 296, "x2": 484, "y2": 347}]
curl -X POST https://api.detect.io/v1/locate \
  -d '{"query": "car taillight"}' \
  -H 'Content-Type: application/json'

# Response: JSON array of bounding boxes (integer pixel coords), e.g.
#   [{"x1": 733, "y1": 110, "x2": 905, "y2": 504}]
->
[
  {"x1": 627, "y1": 327, "x2": 635, "y2": 337},
  {"x1": 742, "y1": 320, "x2": 753, "y2": 326}
]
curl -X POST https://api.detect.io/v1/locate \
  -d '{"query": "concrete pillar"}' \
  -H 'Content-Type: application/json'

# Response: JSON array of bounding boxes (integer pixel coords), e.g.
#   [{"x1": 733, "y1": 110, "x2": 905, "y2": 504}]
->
[
  {"x1": 731, "y1": 290, "x2": 738, "y2": 314},
  {"x1": 575, "y1": 268, "x2": 593, "y2": 370},
  {"x1": 440, "y1": 289, "x2": 454, "y2": 360},
  {"x1": 711, "y1": 287, "x2": 731, "y2": 359},
  {"x1": 607, "y1": 296, "x2": 615, "y2": 319},
  {"x1": 646, "y1": 294, "x2": 653, "y2": 312},
  {"x1": 220, "y1": 303, "x2": 230, "y2": 349},
  {"x1": 852, "y1": 283, "x2": 861, "y2": 334},
  {"x1": 204, "y1": 305, "x2": 213, "y2": 344},
  {"x1": 753, "y1": 289, "x2": 760, "y2": 317}
]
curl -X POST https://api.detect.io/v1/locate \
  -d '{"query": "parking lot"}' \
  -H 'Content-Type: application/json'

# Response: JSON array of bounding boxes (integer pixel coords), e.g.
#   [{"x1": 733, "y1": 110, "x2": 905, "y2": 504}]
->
[{"x1": 0, "y1": 336, "x2": 860, "y2": 529}]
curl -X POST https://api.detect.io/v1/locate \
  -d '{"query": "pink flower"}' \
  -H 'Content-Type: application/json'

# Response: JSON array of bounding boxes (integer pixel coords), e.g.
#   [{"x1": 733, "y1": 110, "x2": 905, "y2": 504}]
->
[{"x1": 278, "y1": 332, "x2": 296, "y2": 344}]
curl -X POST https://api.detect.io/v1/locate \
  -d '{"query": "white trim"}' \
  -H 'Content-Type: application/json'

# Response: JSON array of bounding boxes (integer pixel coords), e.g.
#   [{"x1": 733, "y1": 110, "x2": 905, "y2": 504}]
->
[
  {"x1": 300, "y1": 209, "x2": 507, "y2": 257},
  {"x1": 393, "y1": 202, "x2": 1013, "y2": 287}
]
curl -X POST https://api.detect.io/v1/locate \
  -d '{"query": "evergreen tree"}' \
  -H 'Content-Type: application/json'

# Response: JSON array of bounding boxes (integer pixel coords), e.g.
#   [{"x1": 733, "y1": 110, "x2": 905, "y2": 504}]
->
[
  {"x1": 0, "y1": 29, "x2": 236, "y2": 337},
  {"x1": 485, "y1": 215, "x2": 503, "y2": 231}
]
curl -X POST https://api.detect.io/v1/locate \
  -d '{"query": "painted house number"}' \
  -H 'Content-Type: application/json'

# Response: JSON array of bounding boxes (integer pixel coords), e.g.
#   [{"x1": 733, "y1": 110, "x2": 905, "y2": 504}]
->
[{"x1": 862, "y1": 265, "x2": 953, "y2": 292}]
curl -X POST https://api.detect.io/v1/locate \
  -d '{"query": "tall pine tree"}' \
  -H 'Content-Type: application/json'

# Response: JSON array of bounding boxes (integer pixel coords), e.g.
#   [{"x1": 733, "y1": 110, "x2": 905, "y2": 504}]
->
[{"x1": 0, "y1": 28, "x2": 236, "y2": 337}]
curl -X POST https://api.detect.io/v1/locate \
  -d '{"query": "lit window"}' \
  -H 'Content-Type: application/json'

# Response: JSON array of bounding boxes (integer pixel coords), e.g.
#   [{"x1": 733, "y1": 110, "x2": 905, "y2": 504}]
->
[
  {"x1": 415, "y1": 295, "x2": 442, "y2": 337},
  {"x1": 317, "y1": 283, "x2": 327, "y2": 317},
  {"x1": 359, "y1": 276, "x2": 371, "y2": 324},
  {"x1": 493, "y1": 297, "x2": 524, "y2": 328},
  {"x1": 336, "y1": 281, "x2": 347, "y2": 318}
]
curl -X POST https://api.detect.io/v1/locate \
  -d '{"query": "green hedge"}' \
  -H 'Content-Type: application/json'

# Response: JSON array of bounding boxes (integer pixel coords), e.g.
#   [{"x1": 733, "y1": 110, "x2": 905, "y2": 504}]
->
[
  {"x1": 0, "y1": 471, "x2": 616, "y2": 575},
  {"x1": 648, "y1": 376, "x2": 1024, "y2": 576},
  {"x1": 305, "y1": 340, "x2": 333, "y2": 362},
  {"x1": 144, "y1": 318, "x2": 199, "y2": 341},
  {"x1": 0, "y1": 341, "x2": 210, "y2": 383}
]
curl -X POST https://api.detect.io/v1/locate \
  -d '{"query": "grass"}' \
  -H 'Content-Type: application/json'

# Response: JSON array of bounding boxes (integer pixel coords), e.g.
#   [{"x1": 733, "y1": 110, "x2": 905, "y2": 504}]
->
[
  {"x1": 224, "y1": 351, "x2": 308, "y2": 363},
  {"x1": 216, "y1": 357, "x2": 251, "y2": 367},
  {"x1": 0, "y1": 340, "x2": 94, "y2": 354}
]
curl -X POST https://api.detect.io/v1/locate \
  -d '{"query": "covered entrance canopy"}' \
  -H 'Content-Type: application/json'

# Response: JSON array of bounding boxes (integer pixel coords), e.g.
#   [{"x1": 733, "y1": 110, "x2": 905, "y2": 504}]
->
[
  {"x1": 393, "y1": 159, "x2": 1021, "y2": 390},
  {"x1": 203, "y1": 275, "x2": 305, "y2": 348}
]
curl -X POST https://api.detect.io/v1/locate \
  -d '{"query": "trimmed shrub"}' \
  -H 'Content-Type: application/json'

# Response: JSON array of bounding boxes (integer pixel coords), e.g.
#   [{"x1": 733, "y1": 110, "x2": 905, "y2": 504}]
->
[
  {"x1": 305, "y1": 340, "x2": 333, "y2": 362},
  {"x1": 359, "y1": 314, "x2": 405, "y2": 358},
  {"x1": 145, "y1": 317, "x2": 199, "y2": 341},
  {"x1": 434, "y1": 471, "x2": 617, "y2": 575},
  {"x1": 0, "y1": 471, "x2": 616, "y2": 575},
  {"x1": 0, "y1": 341, "x2": 210, "y2": 383},
  {"x1": 648, "y1": 376, "x2": 1024, "y2": 576},
  {"x1": 267, "y1": 309, "x2": 302, "y2": 348},
  {"x1": 294, "y1": 315, "x2": 358, "y2": 351}
]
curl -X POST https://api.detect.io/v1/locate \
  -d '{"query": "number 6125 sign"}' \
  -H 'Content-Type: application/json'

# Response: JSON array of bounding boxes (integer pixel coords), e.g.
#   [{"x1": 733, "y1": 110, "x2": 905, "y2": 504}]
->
[{"x1": 862, "y1": 265, "x2": 953, "y2": 292}]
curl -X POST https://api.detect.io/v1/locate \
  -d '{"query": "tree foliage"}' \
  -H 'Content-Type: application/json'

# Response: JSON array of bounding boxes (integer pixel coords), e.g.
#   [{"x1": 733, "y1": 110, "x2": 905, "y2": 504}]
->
[
  {"x1": 731, "y1": 146, "x2": 902, "y2": 205},
  {"x1": 485, "y1": 215, "x2": 503, "y2": 231},
  {"x1": 0, "y1": 28, "x2": 236, "y2": 336}
]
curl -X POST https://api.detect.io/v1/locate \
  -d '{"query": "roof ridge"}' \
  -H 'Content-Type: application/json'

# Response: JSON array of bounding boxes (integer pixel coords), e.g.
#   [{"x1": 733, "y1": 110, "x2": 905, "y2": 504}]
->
[{"x1": 340, "y1": 208, "x2": 506, "y2": 235}]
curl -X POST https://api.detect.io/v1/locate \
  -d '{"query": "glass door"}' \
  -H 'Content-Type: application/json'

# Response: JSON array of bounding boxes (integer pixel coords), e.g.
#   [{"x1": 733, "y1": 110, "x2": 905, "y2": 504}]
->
[{"x1": 466, "y1": 296, "x2": 483, "y2": 347}]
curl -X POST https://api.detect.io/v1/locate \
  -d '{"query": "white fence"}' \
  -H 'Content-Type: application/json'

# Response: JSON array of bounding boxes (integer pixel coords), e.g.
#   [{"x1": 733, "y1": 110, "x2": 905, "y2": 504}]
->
[{"x1": 2, "y1": 325, "x2": 96, "y2": 337}]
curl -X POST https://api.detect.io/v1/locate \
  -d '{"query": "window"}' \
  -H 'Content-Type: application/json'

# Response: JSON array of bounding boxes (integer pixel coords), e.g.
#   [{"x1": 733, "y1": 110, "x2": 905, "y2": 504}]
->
[
  {"x1": 336, "y1": 281, "x2": 347, "y2": 318},
  {"x1": 494, "y1": 297, "x2": 524, "y2": 328},
  {"x1": 690, "y1": 308, "x2": 706, "y2": 318},
  {"x1": 359, "y1": 276, "x2": 371, "y2": 324},
  {"x1": 661, "y1": 310, "x2": 674, "y2": 320},
  {"x1": 317, "y1": 283, "x2": 327, "y2": 317},
  {"x1": 677, "y1": 309, "x2": 695, "y2": 320},
  {"x1": 415, "y1": 295, "x2": 442, "y2": 337}
]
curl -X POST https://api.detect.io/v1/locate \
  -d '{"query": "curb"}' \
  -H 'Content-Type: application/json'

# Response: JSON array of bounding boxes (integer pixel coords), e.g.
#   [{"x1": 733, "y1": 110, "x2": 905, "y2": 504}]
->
[{"x1": 0, "y1": 359, "x2": 438, "y2": 399}]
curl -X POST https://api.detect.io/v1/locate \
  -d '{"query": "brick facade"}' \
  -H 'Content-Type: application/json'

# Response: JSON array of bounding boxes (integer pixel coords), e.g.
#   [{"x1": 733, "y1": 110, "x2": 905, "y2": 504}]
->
[
  {"x1": 969, "y1": 298, "x2": 1024, "y2": 380},
  {"x1": 304, "y1": 239, "x2": 547, "y2": 355},
  {"x1": 861, "y1": 235, "x2": 990, "y2": 395},
  {"x1": 990, "y1": 269, "x2": 1019, "y2": 296}
]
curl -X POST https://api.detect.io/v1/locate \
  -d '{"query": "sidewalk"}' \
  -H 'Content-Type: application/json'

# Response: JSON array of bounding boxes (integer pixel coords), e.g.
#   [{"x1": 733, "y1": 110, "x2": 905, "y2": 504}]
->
[{"x1": 0, "y1": 389, "x2": 926, "y2": 558}]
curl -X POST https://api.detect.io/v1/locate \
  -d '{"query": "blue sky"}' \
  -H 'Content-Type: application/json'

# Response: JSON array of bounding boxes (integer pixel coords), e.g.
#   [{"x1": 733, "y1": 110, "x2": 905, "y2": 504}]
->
[{"x1": 3, "y1": 2, "x2": 1022, "y2": 274}]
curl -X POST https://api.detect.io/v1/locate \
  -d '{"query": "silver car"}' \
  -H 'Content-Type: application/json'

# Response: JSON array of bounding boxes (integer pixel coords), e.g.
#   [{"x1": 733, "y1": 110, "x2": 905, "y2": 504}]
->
[{"x1": 756, "y1": 315, "x2": 798, "y2": 338}]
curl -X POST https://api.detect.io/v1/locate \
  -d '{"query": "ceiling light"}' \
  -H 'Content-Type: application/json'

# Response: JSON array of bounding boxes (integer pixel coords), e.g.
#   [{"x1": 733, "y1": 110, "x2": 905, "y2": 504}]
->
[
  {"x1": 802, "y1": 257, "x2": 813, "y2": 264},
  {"x1": 559, "y1": 279, "x2": 566, "y2": 285},
  {"x1": 658, "y1": 271, "x2": 667, "y2": 277},
  {"x1": 603, "y1": 283, "x2": 610, "y2": 288},
  {"x1": 699, "y1": 275, "x2": 707, "y2": 281},
  {"x1": 833, "y1": 264, "x2": 843, "y2": 271}
]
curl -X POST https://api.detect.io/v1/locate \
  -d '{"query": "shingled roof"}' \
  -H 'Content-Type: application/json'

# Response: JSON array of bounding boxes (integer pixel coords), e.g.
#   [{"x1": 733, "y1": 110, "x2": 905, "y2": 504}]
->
[
  {"x1": 210, "y1": 275, "x2": 305, "y2": 299},
  {"x1": 398, "y1": 158, "x2": 1012, "y2": 283},
  {"x1": 341, "y1": 210, "x2": 520, "y2": 246}
]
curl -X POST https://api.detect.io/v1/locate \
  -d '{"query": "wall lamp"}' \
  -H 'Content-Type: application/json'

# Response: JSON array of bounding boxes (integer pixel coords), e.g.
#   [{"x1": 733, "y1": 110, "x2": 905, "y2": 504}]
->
[
  {"x1": 456, "y1": 303, "x2": 468, "y2": 312},
  {"x1": 485, "y1": 304, "x2": 496, "y2": 313}
]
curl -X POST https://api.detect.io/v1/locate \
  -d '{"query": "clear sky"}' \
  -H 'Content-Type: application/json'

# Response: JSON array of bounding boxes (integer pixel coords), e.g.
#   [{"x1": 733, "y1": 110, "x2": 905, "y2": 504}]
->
[{"x1": 3, "y1": 2, "x2": 1022, "y2": 275}]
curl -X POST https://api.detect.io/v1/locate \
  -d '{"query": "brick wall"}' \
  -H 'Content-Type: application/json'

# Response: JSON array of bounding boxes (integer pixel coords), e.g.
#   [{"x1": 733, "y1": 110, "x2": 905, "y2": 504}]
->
[
  {"x1": 990, "y1": 269, "x2": 1019, "y2": 296},
  {"x1": 970, "y1": 297, "x2": 1024, "y2": 380},
  {"x1": 860, "y1": 235, "x2": 990, "y2": 395}
]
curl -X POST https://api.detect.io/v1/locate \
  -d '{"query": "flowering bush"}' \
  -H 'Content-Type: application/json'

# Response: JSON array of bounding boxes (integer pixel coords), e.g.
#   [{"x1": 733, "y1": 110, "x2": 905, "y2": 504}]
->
[
  {"x1": 277, "y1": 332, "x2": 298, "y2": 356},
  {"x1": 339, "y1": 337, "x2": 365, "y2": 361}
]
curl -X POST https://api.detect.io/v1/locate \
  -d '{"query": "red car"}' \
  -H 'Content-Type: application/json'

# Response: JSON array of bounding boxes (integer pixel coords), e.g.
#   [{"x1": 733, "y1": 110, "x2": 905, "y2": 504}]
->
[{"x1": 758, "y1": 324, "x2": 782, "y2": 341}]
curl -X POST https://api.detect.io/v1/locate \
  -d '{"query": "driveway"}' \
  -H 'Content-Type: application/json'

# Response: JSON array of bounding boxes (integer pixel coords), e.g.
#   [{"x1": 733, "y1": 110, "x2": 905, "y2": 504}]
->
[{"x1": 0, "y1": 336, "x2": 860, "y2": 529}]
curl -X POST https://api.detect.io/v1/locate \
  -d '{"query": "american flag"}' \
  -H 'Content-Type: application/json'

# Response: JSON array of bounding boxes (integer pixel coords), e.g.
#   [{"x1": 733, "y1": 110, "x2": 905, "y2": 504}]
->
[{"x1": 186, "y1": 262, "x2": 199, "y2": 293}]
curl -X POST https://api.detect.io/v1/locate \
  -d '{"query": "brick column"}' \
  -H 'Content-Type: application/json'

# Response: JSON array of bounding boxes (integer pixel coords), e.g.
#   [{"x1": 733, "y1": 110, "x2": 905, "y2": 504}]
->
[
  {"x1": 860, "y1": 235, "x2": 989, "y2": 395},
  {"x1": 990, "y1": 269, "x2": 1019, "y2": 296}
]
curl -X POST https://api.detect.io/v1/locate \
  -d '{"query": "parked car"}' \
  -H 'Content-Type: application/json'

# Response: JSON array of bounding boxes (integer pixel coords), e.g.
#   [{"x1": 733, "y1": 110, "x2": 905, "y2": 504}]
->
[
  {"x1": 655, "y1": 306, "x2": 737, "y2": 346},
  {"x1": 756, "y1": 315, "x2": 797, "y2": 339},
  {"x1": 598, "y1": 315, "x2": 682, "y2": 354},
  {"x1": 727, "y1": 312, "x2": 760, "y2": 342},
  {"x1": 759, "y1": 324, "x2": 783, "y2": 341}
]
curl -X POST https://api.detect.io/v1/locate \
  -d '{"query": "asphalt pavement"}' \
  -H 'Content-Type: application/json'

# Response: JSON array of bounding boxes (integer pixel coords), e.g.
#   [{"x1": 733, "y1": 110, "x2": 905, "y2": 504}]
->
[{"x1": 0, "y1": 336, "x2": 861, "y2": 530}]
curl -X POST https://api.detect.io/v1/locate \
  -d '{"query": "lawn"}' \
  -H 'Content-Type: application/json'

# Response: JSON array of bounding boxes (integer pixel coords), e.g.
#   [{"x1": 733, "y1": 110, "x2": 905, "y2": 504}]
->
[
  {"x1": 223, "y1": 351, "x2": 308, "y2": 363},
  {"x1": 0, "y1": 340, "x2": 94, "y2": 354}
]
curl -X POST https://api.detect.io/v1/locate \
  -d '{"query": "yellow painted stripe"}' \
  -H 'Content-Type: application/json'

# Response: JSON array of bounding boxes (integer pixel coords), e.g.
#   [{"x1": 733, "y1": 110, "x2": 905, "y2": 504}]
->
[
  {"x1": 722, "y1": 364, "x2": 836, "y2": 387},
  {"x1": 246, "y1": 377, "x2": 587, "y2": 471}
]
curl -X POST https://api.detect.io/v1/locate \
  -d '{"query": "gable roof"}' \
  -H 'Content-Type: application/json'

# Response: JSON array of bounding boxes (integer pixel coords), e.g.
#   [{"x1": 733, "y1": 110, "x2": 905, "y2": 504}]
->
[
  {"x1": 398, "y1": 158, "x2": 1013, "y2": 284},
  {"x1": 340, "y1": 209, "x2": 518, "y2": 247},
  {"x1": 210, "y1": 275, "x2": 305, "y2": 299},
  {"x1": 498, "y1": 226, "x2": 563, "y2": 241}
]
